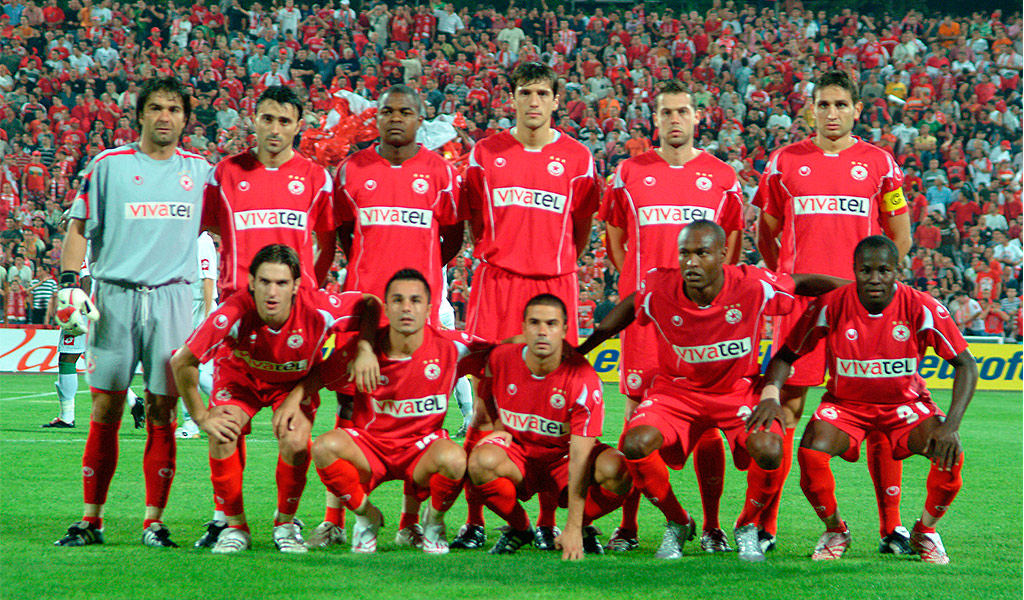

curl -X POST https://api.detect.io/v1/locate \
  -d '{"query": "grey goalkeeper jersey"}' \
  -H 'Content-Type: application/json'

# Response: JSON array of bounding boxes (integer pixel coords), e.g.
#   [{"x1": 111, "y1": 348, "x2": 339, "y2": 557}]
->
[{"x1": 70, "y1": 143, "x2": 213, "y2": 287}]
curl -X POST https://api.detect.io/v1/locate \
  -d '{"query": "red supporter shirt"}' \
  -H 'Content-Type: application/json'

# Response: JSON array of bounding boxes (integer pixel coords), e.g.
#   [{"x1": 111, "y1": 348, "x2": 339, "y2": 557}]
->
[
  {"x1": 483, "y1": 343, "x2": 604, "y2": 463},
  {"x1": 601, "y1": 149, "x2": 745, "y2": 296},
  {"x1": 335, "y1": 144, "x2": 464, "y2": 317},
  {"x1": 637, "y1": 265, "x2": 796, "y2": 394},
  {"x1": 464, "y1": 130, "x2": 600, "y2": 277},
  {"x1": 203, "y1": 150, "x2": 334, "y2": 298},
  {"x1": 319, "y1": 326, "x2": 491, "y2": 439},
  {"x1": 754, "y1": 138, "x2": 907, "y2": 279},
  {"x1": 186, "y1": 287, "x2": 364, "y2": 386},
  {"x1": 784, "y1": 283, "x2": 967, "y2": 404}
]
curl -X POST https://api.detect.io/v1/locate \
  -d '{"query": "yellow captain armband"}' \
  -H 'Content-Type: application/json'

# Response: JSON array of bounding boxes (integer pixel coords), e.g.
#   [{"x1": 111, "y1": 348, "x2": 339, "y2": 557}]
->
[{"x1": 881, "y1": 187, "x2": 907, "y2": 213}]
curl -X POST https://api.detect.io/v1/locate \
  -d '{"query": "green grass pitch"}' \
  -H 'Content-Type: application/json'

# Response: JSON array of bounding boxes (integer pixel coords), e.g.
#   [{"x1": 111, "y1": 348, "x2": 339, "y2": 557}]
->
[{"x1": 1, "y1": 373, "x2": 1021, "y2": 600}]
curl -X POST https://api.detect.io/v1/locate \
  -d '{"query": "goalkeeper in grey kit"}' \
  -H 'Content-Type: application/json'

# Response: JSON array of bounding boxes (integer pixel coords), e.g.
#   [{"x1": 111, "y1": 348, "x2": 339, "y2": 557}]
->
[{"x1": 54, "y1": 76, "x2": 213, "y2": 549}]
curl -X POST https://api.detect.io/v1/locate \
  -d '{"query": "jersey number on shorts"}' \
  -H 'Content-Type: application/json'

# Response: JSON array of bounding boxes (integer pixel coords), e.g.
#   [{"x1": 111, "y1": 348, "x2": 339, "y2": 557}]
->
[
  {"x1": 896, "y1": 402, "x2": 932, "y2": 424},
  {"x1": 415, "y1": 432, "x2": 441, "y2": 451}
]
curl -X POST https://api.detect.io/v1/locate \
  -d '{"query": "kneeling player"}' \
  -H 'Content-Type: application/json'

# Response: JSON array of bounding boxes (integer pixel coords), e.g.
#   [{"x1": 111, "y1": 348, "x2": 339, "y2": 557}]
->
[
  {"x1": 170, "y1": 245, "x2": 378, "y2": 554},
  {"x1": 468, "y1": 294, "x2": 632, "y2": 560},
  {"x1": 754, "y1": 236, "x2": 977, "y2": 564},
  {"x1": 289, "y1": 269, "x2": 490, "y2": 554},
  {"x1": 578, "y1": 220, "x2": 846, "y2": 562}
]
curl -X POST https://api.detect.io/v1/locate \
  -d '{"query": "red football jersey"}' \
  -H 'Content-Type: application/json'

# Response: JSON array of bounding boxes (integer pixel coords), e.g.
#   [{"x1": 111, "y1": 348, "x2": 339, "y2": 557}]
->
[
  {"x1": 601, "y1": 149, "x2": 745, "y2": 296},
  {"x1": 636, "y1": 265, "x2": 796, "y2": 394},
  {"x1": 318, "y1": 326, "x2": 491, "y2": 439},
  {"x1": 335, "y1": 144, "x2": 464, "y2": 320},
  {"x1": 482, "y1": 344, "x2": 604, "y2": 463},
  {"x1": 464, "y1": 130, "x2": 601, "y2": 277},
  {"x1": 186, "y1": 287, "x2": 364, "y2": 386},
  {"x1": 202, "y1": 150, "x2": 335, "y2": 298},
  {"x1": 784, "y1": 283, "x2": 968, "y2": 405},
  {"x1": 754, "y1": 137, "x2": 907, "y2": 279}
]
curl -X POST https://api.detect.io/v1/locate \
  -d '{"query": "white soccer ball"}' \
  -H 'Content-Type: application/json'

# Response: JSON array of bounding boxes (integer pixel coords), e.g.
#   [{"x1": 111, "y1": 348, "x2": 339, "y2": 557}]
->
[{"x1": 55, "y1": 288, "x2": 99, "y2": 336}]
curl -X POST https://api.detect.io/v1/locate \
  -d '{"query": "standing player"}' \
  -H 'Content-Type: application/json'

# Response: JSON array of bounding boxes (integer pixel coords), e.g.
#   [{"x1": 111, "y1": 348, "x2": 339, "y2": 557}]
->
[
  {"x1": 754, "y1": 70, "x2": 913, "y2": 554},
  {"x1": 170, "y1": 245, "x2": 379, "y2": 554},
  {"x1": 754, "y1": 236, "x2": 976, "y2": 563},
  {"x1": 322, "y1": 84, "x2": 466, "y2": 549},
  {"x1": 176, "y1": 230, "x2": 218, "y2": 439},
  {"x1": 196, "y1": 84, "x2": 336, "y2": 547},
  {"x1": 54, "y1": 77, "x2": 213, "y2": 548},
  {"x1": 599, "y1": 79, "x2": 746, "y2": 553},
  {"x1": 468, "y1": 294, "x2": 632, "y2": 560},
  {"x1": 578, "y1": 221, "x2": 846, "y2": 562},
  {"x1": 44, "y1": 251, "x2": 89, "y2": 429},
  {"x1": 284, "y1": 269, "x2": 490, "y2": 554},
  {"x1": 454, "y1": 61, "x2": 602, "y2": 550}
]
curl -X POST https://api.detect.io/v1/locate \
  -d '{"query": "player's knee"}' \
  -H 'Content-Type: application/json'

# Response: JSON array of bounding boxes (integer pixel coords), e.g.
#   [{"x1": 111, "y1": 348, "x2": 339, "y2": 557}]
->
[
  {"x1": 595, "y1": 451, "x2": 632, "y2": 494},
  {"x1": 278, "y1": 431, "x2": 309, "y2": 459},
  {"x1": 748, "y1": 433, "x2": 783, "y2": 470},
  {"x1": 620, "y1": 427, "x2": 659, "y2": 460},
  {"x1": 467, "y1": 446, "x2": 501, "y2": 484},
  {"x1": 435, "y1": 441, "x2": 468, "y2": 478},
  {"x1": 311, "y1": 431, "x2": 346, "y2": 467}
]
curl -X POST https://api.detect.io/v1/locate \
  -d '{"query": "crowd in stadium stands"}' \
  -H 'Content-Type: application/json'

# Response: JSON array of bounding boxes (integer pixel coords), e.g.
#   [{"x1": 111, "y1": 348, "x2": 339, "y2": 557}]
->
[{"x1": 0, "y1": 0, "x2": 1020, "y2": 340}]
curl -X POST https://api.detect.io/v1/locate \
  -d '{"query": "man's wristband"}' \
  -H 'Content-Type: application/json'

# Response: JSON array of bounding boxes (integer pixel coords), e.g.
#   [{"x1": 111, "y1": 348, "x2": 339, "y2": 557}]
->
[{"x1": 59, "y1": 271, "x2": 80, "y2": 289}]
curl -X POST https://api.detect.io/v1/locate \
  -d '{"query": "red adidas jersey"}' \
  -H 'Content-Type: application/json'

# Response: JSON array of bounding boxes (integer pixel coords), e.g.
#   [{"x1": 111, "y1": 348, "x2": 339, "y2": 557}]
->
[
  {"x1": 754, "y1": 137, "x2": 907, "y2": 279},
  {"x1": 464, "y1": 130, "x2": 601, "y2": 277},
  {"x1": 318, "y1": 326, "x2": 491, "y2": 439},
  {"x1": 186, "y1": 287, "x2": 364, "y2": 386},
  {"x1": 637, "y1": 266, "x2": 796, "y2": 394},
  {"x1": 601, "y1": 149, "x2": 745, "y2": 296},
  {"x1": 335, "y1": 145, "x2": 464, "y2": 320},
  {"x1": 784, "y1": 283, "x2": 968, "y2": 405},
  {"x1": 482, "y1": 343, "x2": 604, "y2": 463},
  {"x1": 202, "y1": 150, "x2": 335, "y2": 298}
]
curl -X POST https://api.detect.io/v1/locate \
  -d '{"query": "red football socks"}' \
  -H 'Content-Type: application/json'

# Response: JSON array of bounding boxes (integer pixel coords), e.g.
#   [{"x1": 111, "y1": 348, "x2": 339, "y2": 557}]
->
[
  {"x1": 210, "y1": 448, "x2": 245, "y2": 517},
  {"x1": 143, "y1": 421, "x2": 176, "y2": 510},
  {"x1": 476, "y1": 478, "x2": 530, "y2": 531},
  {"x1": 429, "y1": 472, "x2": 464, "y2": 513},
  {"x1": 736, "y1": 455, "x2": 785, "y2": 528},
  {"x1": 756, "y1": 426, "x2": 794, "y2": 535},
  {"x1": 536, "y1": 492, "x2": 558, "y2": 528},
  {"x1": 324, "y1": 505, "x2": 346, "y2": 527},
  {"x1": 625, "y1": 452, "x2": 691, "y2": 526},
  {"x1": 463, "y1": 427, "x2": 486, "y2": 526},
  {"x1": 693, "y1": 430, "x2": 725, "y2": 530},
  {"x1": 82, "y1": 419, "x2": 121, "y2": 507},
  {"x1": 583, "y1": 484, "x2": 626, "y2": 524},
  {"x1": 866, "y1": 432, "x2": 904, "y2": 536},
  {"x1": 924, "y1": 454, "x2": 964, "y2": 520},
  {"x1": 798, "y1": 447, "x2": 838, "y2": 523},
  {"x1": 316, "y1": 459, "x2": 366, "y2": 511},
  {"x1": 275, "y1": 453, "x2": 310, "y2": 523},
  {"x1": 618, "y1": 487, "x2": 641, "y2": 533}
]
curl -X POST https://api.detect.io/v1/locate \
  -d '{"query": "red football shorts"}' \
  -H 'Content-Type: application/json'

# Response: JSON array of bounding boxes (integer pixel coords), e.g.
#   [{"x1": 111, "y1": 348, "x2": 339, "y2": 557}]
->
[
  {"x1": 479, "y1": 436, "x2": 612, "y2": 504},
  {"x1": 619, "y1": 320, "x2": 658, "y2": 399},
  {"x1": 624, "y1": 379, "x2": 783, "y2": 471},
  {"x1": 773, "y1": 295, "x2": 826, "y2": 387},
  {"x1": 210, "y1": 367, "x2": 319, "y2": 435},
  {"x1": 345, "y1": 427, "x2": 451, "y2": 495},
  {"x1": 809, "y1": 396, "x2": 945, "y2": 462},
  {"x1": 465, "y1": 263, "x2": 579, "y2": 345}
]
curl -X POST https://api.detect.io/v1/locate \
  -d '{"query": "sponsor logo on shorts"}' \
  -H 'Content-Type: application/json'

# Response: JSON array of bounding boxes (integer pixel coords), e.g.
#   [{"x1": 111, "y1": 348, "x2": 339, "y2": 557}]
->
[
  {"x1": 125, "y1": 202, "x2": 194, "y2": 219},
  {"x1": 547, "y1": 160, "x2": 565, "y2": 176},
  {"x1": 798, "y1": 166, "x2": 811, "y2": 176},
  {"x1": 549, "y1": 393, "x2": 565, "y2": 409},
  {"x1": 288, "y1": 179, "x2": 306, "y2": 195},
  {"x1": 82, "y1": 467, "x2": 95, "y2": 477},
  {"x1": 87, "y1": 356, "x2": 96, "y2": 374},
  {"x1": 412, "y1": 178, "x2": 430, "y2": 194},
  {"x1": 233, "y1": 350, "x2": 309, "y2": 373},
  {"x1": 507, "y1": 384, "x2": 518, "y2": 395},
  {"x1": 180, "y1": 175, "x2": 194, "y2": 191},
  {"x1": 643, "y1": 176, "x2": 656, "y2": 186},
  {"x1": 836, "y1": 357, "x2": 917, "y2": 378},
  {"x1": 886, "y1": 486, "x2": 900, "y2": 496},
  {"x1": 233, "y1": 209, "x2": 307, "y2": 230},
  {"x1": 380, "y1": 375, "x2": 390, "y2": 385},
  {"x1": 695, "y1": 176, "x2": 712, "y2": 191},
  {"x1": 736, "y1": 405, "x2": 752, "y2": 420},
  {"x1": 238, "y1": 181, "x2": 250, "y2": 191},
  {"x1": 672, "y1": 338, "x2": 752, "y2": 363},
  {"x1": 499, "y1": 408, "x2": 569, "y2": 437},
  {"x1": 793, "y1": 195, "x2": 870, "y2": 217},
  {"x1": 892, "y1": 324, "x2": 911, "y2": 342},
  {"x1": 372, "y1": 394, "x2": 447, "y2": 417},
  {"x1": 492, "y1": 187, "x2": 567, "y2": 213},
  {"x1": 845, "y1": 328, "x2": 858, "y2": 341},
  {"x1": 365, "y1": 179, "x2": 377, "y2": 190},
  {"x1": 626, "y1": 373, "x2": 642, "y2": 390},
  {"x1": 424, "y1": 363, "x2": 441, "y2": 380},
  {"x1": 850, "y1": 163, "x2": 868, "y2": 181},
  {"x1": 359, "y1": 207, "x2": 433, "y2": 229},
  {"x1": 818, "y1": 406, "x2": 838, "y2": 420},
  {"x1": 214, "y1": 314, "x2": 229, "y2": 329},
  {"x1": 725, "y1": 308, "x2": 742, "y2": 324},
  {"x1": 287, "y1": 334, "x2": 303, "y2": 349},
  {"x1": 638, "y1": 205, "x2": 715, "y2": 226},
  {"x1": 158, "y1": 468, "x2": 174, "y2": 479}
]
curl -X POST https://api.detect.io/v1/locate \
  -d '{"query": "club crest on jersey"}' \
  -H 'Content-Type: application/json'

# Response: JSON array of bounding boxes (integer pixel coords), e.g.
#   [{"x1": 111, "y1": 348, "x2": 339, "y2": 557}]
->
[
  {"x1": 214, "y1": 314, "x2": 229, "y2": 329},
  {"x1": 180, "y1": 175, "x2": 194, "y2": 191},
  {"x1": 549, "y1": 393, "x2": 565, "y2": 409},
  {"x1": 798, "y1": 166, "x2": 811, "y2": 176},
  {"x1": 424, "y1": 363, "x2": 441, "y2": 380},
  {"x1": 507, "y1": 384, "x2": 518, "y2": 395},
  {"x1": 819, "y1": 406, "x2": 839, "y2": 420},
  {"x1": 547, "y1": 160, "x2": 565, "y2": 176},
  {"x1": 287, "y1": 333, "x2": 303, "y2": 348},
  {"x1": 643, "y1": 176, "x2": 656, "y2": 186},
  {"x1": 494, "y1": 157, "x2": 506, "y2": 167},
  {"x1": 845, "y1": 328, "x2": 858, "y2": 341},
  {"x1": 87, "y1": 356, "x2": 96, "y2": 374},
  {"x1": 216, "y1": 389, "x2": 232, "y2": 402},
  {"x1": 365, "y1": 179, "x2": 377, "y2": 191},
  {"x1": 850, "y1": 164, "x2": 868, "y2": 181},
  {"x1": 133, "y1": 175, "x2": 144, "y2": 185},
  {"x1": 725, "y1": 308, "x2": 742, "y2": 324},
  {"x1": 329, "y1": 294, "x2": 341, "y2": 306},
  {"x1": 625, "y1": 373, "x2": 642, "y2": 390},
  {"x1": 892, "y1": 324, "x2": 911, "y2": 342},
  {"x1": 288, "y1": 180, "x2": 305, "y2": 195},
  {"x1": 695, "y1": 176, "x2": 713, "y2": 191},
  {"x1": 238, "y1": 181, "x2": 250, "y2": 191},
  {"x1": 412, "y1": 178, "x2": 429, "y2": 194},
  {"x1": 671, "y1": 315, "x2": 683, "y2": 327}
]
